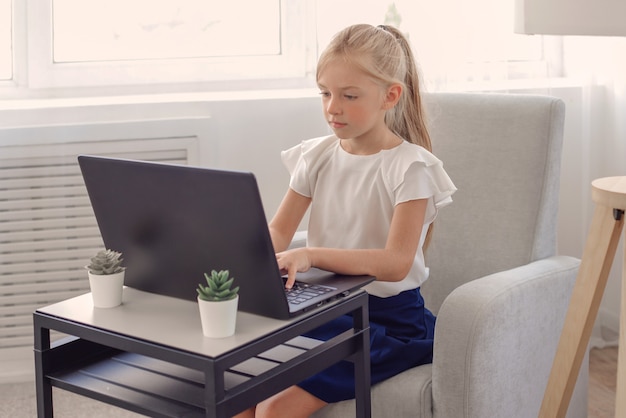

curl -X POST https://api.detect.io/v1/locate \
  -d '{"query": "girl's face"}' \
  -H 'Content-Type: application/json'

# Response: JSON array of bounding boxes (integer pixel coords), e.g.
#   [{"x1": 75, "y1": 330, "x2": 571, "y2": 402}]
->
[{"x1": 317, "y1": 60, "x2": 391, "y2": 146}]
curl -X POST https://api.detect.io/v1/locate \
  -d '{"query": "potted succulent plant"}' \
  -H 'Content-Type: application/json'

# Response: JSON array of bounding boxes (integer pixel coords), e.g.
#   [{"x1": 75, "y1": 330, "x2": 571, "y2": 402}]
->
[
  {"x1": 197, "y1": 269, "x2": 240, "y2": 338},
  {"x1": 85, "y1": 249, "x2": 126, "y2": 308}
]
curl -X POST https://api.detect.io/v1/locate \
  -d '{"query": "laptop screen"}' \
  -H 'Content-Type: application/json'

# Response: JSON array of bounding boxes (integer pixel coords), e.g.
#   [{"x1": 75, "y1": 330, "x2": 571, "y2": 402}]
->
[{"x1": 78, "y1": 155, "x2": 292, "y2": 319}]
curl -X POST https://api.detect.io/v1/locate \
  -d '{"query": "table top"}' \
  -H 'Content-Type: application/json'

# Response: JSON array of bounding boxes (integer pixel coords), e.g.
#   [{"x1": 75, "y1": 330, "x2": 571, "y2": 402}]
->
[
  {"x1": 592, "y1": 176, "x2": 626, "y2": 209},
  {"x1": 36, "y1": 287, "x2": 335, "y2": 358}
]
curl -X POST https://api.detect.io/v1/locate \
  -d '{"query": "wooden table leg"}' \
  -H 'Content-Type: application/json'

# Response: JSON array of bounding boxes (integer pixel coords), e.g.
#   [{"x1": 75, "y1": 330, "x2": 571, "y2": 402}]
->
[
  {"x1": 539, "y1": 204, "x2": 624, "y2": 418},
  {"x1": 616, "y1": 226, "x2": 626, "y2": 417}
]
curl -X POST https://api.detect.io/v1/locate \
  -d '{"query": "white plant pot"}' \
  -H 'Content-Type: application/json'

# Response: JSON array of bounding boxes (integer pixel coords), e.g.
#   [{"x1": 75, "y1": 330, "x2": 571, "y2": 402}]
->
[
  {"x1": 197, "y1": 295, "x2": 239, "y2": 338},
  {"x1": 88, "y1": 270, "x2": 125, "y2": 308}
]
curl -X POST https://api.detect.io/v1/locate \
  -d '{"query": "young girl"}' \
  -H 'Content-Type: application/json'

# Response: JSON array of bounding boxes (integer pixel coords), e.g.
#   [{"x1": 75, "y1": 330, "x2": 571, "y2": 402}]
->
[{"x1": 237, "y1": 23, "x2": 456, "y2": 418}]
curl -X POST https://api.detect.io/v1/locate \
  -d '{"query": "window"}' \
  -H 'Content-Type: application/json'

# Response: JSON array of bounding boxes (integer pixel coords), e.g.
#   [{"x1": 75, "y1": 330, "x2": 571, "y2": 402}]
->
[
  {"x1": 52, "y1": 1, "x2": 281, "y2": 62},
  {"x1": 3, "y1": 0, "x2": 558, "y2": 96},
  {"x1": 0, "y1": 0, "x2": 11, "y2": 81},
  {"x1": 27, "y1": 0, "x2": 313, "y2": 89}
]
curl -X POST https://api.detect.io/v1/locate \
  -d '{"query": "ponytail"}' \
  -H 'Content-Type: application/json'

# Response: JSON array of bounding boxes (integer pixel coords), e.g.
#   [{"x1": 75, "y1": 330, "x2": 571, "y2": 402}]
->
[{"x1": 376, "y1": 25, "x2": 432, "y2": 153}]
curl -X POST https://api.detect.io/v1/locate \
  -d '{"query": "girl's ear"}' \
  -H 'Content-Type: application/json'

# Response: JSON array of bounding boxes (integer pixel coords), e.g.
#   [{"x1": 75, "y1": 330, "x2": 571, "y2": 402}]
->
[{"x1": 383, "y1": 83, "x2": 403, "y2": 110}]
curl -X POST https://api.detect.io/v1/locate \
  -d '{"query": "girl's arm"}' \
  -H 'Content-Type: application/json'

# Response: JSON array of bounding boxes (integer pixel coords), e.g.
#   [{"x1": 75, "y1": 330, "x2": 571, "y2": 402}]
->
[
  {"x1": 268, "y1": 188, "x2": 311, "y2": 253},
  {"x1": 277, "y1": 198, "x2": 428, "y2": 288}
]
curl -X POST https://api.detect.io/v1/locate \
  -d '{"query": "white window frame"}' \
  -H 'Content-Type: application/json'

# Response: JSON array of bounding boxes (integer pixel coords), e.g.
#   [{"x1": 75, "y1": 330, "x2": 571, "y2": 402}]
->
[
  {"x1": 25, "y1": 0, "x2": 315, "y2": 89},
  {"x1": 1, "y1": 0, "x2": 563, "y2": 98},
  {"x1": 0, "y1": 0, "x2": 13, "y2": 81}
]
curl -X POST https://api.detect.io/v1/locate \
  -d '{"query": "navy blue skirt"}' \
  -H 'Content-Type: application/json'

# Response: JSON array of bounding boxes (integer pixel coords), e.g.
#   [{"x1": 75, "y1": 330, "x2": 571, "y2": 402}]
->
[{"x1": 297, "y1": 288, "x2": 436, "y2": 403}]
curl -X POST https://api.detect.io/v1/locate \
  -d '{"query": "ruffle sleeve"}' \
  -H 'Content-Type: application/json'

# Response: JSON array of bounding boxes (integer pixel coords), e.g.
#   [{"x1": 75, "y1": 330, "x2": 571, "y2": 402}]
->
[
  {"x1": 280, "y1": 135, "x2": 338, "y2": 198},
  {"x1": 280, "y1": 142, "x2": 303, "y2": 177},
  {"x1": 387, "y1": 144, "x2": 457, "y2": 223}
]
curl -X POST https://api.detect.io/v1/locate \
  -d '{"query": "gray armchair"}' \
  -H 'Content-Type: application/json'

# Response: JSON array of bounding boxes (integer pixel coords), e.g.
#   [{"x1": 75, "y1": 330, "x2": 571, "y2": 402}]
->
[{"x1": 301, "y1": 93, "x2": 588, "y2": 417}]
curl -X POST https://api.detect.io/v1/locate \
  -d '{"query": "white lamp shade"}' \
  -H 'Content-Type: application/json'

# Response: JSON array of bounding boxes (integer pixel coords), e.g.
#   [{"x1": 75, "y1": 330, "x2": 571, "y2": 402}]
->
[{"x1": 515, "y1": 0, "x2": 626, "y2": 36}]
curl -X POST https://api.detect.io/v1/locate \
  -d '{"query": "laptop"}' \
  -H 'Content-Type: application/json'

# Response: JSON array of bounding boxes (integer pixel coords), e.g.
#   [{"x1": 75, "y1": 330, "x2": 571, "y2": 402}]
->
[{"x1": 78, "y1": 155, "x2": 374, "y2": 319}]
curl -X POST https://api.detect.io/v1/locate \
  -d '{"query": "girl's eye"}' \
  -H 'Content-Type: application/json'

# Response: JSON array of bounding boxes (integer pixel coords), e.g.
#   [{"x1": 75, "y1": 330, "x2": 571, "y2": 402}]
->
[
  {"x1": 344, "y1": 95, "x2": 357, "y2": 100},
  {"x1": 319, "y1": 91, "x2": 330, "y2": 98}
]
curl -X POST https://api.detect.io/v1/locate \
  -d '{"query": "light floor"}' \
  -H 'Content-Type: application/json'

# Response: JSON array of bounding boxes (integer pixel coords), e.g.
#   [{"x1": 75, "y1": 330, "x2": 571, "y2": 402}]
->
[{"x1": 0, "y1": 346, "x2": 617, "y2": 417}]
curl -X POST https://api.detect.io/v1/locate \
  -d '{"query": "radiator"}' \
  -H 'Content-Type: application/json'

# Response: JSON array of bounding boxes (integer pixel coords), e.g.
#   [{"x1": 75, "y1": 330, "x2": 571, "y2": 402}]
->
[{"x1": 0, "y1": 117, "x2": 208, "y2": 379}]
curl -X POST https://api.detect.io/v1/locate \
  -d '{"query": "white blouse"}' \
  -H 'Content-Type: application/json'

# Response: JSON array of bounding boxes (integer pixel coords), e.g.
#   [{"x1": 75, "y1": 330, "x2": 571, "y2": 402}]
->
[{"x1": 281, "y1": 135, "x2": 457, "y2": 297}]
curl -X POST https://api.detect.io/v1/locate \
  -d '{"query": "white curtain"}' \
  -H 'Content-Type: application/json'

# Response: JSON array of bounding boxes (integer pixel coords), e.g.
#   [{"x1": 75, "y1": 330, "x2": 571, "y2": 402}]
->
[{"x1": 561, "y1": 36, "x2": 626, "y2": 349}]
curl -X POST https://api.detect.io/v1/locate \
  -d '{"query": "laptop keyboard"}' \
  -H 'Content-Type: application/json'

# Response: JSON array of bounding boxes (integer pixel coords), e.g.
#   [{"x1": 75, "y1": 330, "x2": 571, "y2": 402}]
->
[{"x1": 285, "y1": 282, "x2": 336, "y2": 305}]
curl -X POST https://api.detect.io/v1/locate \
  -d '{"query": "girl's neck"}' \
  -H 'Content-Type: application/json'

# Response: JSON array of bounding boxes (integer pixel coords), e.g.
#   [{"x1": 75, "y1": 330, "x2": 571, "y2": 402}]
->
[{"x1": 340, "y1": 129, "x2": 402, "y2": 155}]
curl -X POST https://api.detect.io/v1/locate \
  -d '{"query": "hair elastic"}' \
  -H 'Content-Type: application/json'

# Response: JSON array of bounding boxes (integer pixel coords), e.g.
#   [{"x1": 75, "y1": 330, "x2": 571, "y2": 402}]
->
[{"x1": 377, "y1": 24, "x2": 400, "y2": 42}]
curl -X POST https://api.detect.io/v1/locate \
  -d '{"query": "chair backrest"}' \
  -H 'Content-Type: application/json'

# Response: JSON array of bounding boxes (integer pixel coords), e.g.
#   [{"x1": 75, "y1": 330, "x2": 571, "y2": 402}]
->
[{"x1": 421, "y1": 93, "x2": 566, "y2": 314}]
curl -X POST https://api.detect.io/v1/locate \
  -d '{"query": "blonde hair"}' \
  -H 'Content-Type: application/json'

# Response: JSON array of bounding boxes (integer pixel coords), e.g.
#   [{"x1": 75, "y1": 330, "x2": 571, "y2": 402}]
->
[{"x1": 316, "y1": 24, "x2": 432, "y2": 152}]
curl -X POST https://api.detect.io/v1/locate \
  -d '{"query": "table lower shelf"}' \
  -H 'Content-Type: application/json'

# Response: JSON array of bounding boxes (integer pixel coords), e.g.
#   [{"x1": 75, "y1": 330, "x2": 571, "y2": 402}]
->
[
  {"x1": 47, "y1": 335, "x2": 326, "y2": 417},
  {"x1": 49, "y1": 350, "x2": 206, "y2": 417}
]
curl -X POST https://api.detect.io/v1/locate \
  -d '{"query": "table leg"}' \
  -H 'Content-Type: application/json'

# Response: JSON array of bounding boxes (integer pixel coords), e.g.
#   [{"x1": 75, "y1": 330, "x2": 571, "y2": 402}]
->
[
  {"x1": 33, "y1": 320, "x2": 52, "y2": 418},
  {"x1": 204, "y1": 362, "x2": 221, "y2": 418},
  {"x1": 616, "y1": 227, "x2": 626, "y2": 417},
  {"x1": 539, "y1": 204, "x2": 624, "y2": 418},
  {"x1": 353, "y1": 298, "x2": 371, "y2": 418}
]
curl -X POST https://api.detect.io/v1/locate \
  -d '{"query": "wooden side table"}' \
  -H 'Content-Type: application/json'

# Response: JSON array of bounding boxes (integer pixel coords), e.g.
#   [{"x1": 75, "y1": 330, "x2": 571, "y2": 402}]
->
[{"x1": 539, "y1": 176, "x2": 626, "y2": 417}]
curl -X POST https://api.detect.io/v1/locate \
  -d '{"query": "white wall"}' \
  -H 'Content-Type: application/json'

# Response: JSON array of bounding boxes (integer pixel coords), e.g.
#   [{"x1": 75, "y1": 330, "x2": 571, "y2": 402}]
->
[{"x1": 0, "y1": 91, "x2": 330, "y2": 219}]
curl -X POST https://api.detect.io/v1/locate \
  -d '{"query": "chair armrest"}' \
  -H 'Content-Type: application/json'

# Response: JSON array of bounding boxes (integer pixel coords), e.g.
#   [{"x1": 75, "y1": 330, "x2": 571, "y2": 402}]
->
[{"x1": 431, "y1": 255, "x2": 582, "y2": 418}]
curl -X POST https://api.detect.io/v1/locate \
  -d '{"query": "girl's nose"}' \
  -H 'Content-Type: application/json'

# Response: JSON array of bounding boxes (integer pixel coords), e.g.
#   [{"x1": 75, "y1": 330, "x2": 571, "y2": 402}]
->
[{"x1": 326, "y1": 98, "x2": 341, "y2": 115}]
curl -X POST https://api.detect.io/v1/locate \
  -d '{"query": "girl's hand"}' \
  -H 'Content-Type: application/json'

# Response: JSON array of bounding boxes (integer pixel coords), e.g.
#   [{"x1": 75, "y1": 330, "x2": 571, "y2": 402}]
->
[{"x1": 276, "y1": 248, "x2": 312, "y2": 289}]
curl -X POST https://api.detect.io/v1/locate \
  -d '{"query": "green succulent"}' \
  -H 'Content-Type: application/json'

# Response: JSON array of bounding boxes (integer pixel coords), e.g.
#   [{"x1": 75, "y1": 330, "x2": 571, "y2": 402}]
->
[
  {"x1": 86, "y1": 249, "x2": 126, "y2": 275},
  {"x1": 197, "y1": 270, "x2": 239, "y2": 302}
]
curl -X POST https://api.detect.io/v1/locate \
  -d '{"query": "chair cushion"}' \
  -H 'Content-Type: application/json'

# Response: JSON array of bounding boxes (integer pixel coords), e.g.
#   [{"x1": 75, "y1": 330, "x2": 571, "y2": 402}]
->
[{"x1": 311, "y1": 364, "x2": 433, "y2": 418}]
